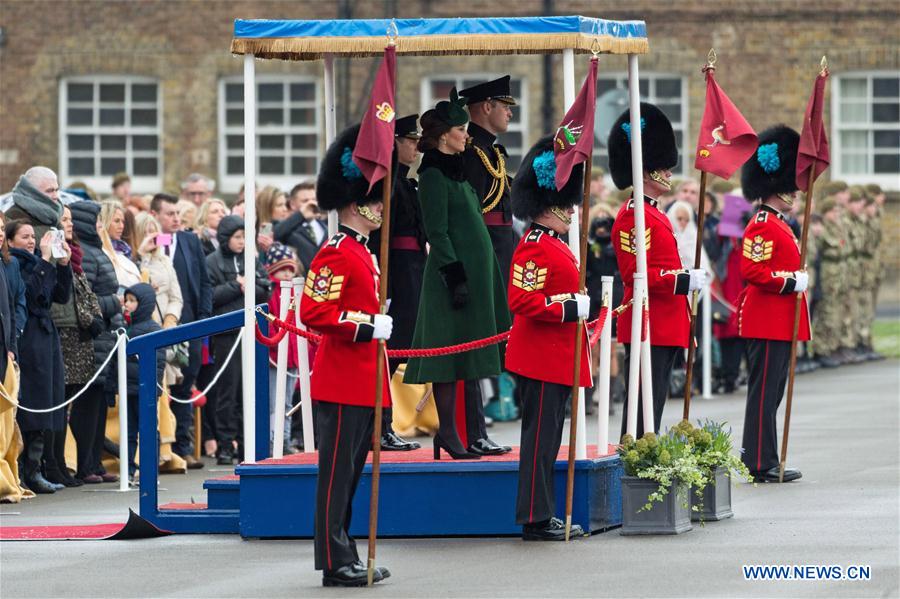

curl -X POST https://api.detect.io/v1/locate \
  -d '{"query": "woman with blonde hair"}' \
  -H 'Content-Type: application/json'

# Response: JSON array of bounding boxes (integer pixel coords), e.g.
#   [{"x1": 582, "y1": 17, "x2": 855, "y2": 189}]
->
[
  {"x1": 193, "y1": 198, "x2": 229, "y2": 256},
  {"x1": 98, "y1": 200, "x2": 142, "y2": 289},
  {"x1": 255, "y1": 186, "x2": 289, "y2": 255},
  {"x1": 176, "y1": 200, "x2": 198, "y2": 233},
  {"x1": 134, "y1": 212, "x2": 183, "y2": 328}
]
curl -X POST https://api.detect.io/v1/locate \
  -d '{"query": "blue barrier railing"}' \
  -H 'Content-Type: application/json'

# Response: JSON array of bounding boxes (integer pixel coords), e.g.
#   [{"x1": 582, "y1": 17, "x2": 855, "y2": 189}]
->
[{"x1": 127, "y1": 307, "x2": 270, "y2": 533}]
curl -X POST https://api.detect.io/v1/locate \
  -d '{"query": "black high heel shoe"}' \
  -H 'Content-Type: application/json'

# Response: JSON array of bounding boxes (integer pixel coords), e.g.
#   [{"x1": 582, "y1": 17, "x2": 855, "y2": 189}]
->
[{"x1": 433, "y1": 434, "x2": 481, "y2": 460}]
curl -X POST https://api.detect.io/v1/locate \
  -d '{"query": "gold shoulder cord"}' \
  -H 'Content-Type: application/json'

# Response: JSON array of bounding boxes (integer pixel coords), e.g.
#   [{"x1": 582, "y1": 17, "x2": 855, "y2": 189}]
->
[{"x1": 473, "y1": 146, "x2": 507, "y2": 214}]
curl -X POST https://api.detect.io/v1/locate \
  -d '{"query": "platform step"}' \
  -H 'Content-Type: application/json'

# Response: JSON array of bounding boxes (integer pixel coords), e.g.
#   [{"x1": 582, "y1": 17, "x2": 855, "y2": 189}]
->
[{"x1": 203, "y1": 475, "x2": 240, "y2": 511}]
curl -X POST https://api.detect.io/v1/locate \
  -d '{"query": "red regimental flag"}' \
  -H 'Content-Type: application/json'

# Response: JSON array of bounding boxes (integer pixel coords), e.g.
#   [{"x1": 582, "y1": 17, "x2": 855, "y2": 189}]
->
[
  {"x1": 693, "y1": 69, "x2": 757, "y2": 179},
  {"x1": 352, "y1": 45, "x2": 397, "y2": 192},
  {"x1": 796, "y1": 70, "x2": 830, "y2": 191},
  {"x1": 554, "y1": 57, "x2": 598, "y2": 191}
]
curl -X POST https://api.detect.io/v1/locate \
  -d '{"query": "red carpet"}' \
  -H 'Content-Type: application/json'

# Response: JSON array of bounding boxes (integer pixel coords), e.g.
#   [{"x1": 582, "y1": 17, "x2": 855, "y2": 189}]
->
[{"x1": 0, "y1": 509, "x2": 171, "y2": 541}]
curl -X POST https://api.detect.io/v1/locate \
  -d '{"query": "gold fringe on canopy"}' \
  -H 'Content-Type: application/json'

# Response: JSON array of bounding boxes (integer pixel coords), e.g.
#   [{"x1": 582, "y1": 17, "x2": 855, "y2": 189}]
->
[{"x1": 230, "y1": 32, "x2": 648, "y2": 61}]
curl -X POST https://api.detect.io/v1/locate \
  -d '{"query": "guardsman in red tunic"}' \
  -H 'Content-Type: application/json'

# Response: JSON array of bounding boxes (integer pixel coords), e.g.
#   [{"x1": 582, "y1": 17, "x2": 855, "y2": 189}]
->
[
  {"x1": 738, "y1": 125, "x2": 809, "y2": 483},
  {"x1": 607, "y1": 103, "x2": 709, "y2": 438},
  {"x1": 507, "y1": 136, "x2": 590, "y2": 541},
  {"x1": 302, "y1": 124, "x2": 393, "y2": 587}
]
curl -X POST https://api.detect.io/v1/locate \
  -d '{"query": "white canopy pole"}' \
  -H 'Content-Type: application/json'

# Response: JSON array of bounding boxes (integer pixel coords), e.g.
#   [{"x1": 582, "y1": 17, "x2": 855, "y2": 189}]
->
[
  {"x1": 272, "y1": 281, "x2": 291, "y2": 459},
  {"x1": 639, "y1": 285, "x2": 654, "y2": 434},
  {"x1": 324, "y1": 53, "x2": 338, "y2": 237},
  {"x1": 625, "y1": 274, "x2": 644, "y2": 438},
  {"x1": 242, "y1": 53, "x2": 257, "y2": 463},
  {"x1": 597, "y1": 276, "x2": 613, "y2": 452},
  {"x1": 702, "y1": 283, "x2": 713, "y2": 399},
  {"x1": 293, "y1": 277, "x2": 315, "y2": 453},
  {"x1": 117, "y1": 333, "x2": 129, "y2": 491},
  {"x1": 562, "y1": 48, "x2": 587, "y2": 460}
]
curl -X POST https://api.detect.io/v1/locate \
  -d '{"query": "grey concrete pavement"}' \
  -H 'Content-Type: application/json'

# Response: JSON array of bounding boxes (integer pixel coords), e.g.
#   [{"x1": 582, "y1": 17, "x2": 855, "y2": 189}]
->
[{"x1": 1, "y1": 359, "x2": 898, "y2": 598}]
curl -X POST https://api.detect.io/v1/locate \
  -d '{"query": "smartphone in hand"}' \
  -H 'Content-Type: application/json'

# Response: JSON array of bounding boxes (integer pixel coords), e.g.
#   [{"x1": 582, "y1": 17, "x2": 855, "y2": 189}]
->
[
  {"x1": 156, "y1": 233, "x2": 172, "y2": 247},
  {"x1": 49, "y1": 227, "x2": 67, "y2": 259}
]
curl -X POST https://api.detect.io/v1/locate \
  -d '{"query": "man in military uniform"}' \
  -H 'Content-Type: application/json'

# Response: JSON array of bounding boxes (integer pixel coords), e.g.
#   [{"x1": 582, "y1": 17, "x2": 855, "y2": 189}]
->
[
  {"x1": 369, "y1": 114, "x2": 424, "y2": 452},
  {"x1": 845, "y1": 187, "x2": 868, "y2": 362},
  {"x1": 607, "y1": 103, "x2": 708, "y2": 438},
  {"x1": 737, "y1": 125, "x2": 808, "y2": 483},
  {"x1": 862, "y1": 191, "x2": 884, "y2": 360},
  {"x1": 303, "y1": 124, "x2": 393, "y2": 587},
  {"x1": 812, "y1": 195, "x2": 847, "y2": 368},
  {"x1": 507, "y1": 136, "x2": 589, "y2": 541}
]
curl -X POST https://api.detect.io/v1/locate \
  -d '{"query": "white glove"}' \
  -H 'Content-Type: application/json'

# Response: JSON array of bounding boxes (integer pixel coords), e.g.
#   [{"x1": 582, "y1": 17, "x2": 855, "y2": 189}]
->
[
  {"x1": 688, "y1": 269, "x2": 708, "y2": 292},
  {"x1": 372, "y1": 314, "x2": 393, "y2": 340},
  {"x1": 793, "y1": 271, "x2": 809, "y2": 293},
  {"x1": 575, "y1": 293, "x2": 591, "y2": 319}
]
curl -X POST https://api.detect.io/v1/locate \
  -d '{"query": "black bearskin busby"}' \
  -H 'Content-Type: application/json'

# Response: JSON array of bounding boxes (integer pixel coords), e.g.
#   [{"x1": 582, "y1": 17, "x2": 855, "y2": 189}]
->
[
  {"x1": 740, "y1": 125, "x2": 800, "y2": 201},
  {"x1": 316, "y1": 124, "x2": 393, "y2": 211},
  {"x1": 607, "y1": 102, "x2": 678, "y2": 190},
  {"x1": 511, "y1": 135, "x2": 584, "y2": 220}
]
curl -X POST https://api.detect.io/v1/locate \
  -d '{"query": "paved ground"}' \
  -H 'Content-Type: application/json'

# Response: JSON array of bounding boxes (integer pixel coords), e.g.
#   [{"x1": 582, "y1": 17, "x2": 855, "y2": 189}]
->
[{"x1": 2, "y1": 359, "x2": 898, "y2": 598}]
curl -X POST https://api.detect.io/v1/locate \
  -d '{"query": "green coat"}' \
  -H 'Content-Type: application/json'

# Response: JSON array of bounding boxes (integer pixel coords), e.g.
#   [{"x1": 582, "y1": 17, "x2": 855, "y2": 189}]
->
[{"x1": 404, "y1": 150, "x2": 511, "y2": 383}]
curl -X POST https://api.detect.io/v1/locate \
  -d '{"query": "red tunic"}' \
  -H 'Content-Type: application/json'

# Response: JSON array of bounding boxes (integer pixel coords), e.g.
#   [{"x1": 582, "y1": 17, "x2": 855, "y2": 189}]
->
[
  {"x1": 612, "y1": 198, "x2": 691, "y2": 348},
  {"x1": 300, "y1": 227, "x2": 391, "y2": 408},
  {"x1": 505, "y1": 226, "x2": 592, "y2": 387},
  {"x1": 737, "y1": 208, "x2": 811, "y2": 342}
]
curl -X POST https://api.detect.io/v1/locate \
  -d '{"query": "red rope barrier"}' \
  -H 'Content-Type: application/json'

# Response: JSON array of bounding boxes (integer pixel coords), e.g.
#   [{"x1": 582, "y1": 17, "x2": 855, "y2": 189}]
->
[{"x1": 254, "y1": 311, "x2": 296, "y2": 347}]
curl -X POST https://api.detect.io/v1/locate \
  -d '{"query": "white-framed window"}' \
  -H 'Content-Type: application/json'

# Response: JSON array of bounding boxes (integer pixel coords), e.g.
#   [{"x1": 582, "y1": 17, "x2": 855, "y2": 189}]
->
[
  {"x1": 421, "y1": 75, "x2": 528, "y2": 171},
  {"x1": 832, "y1": 71, "x2": 900, "y2": 189},
  {"x1": 593, "y1": 73, "x2": 688, "y2": 176},
  {"x1": 58, "y1": 76, "x2": 163, "y2": 194},
  {"x1": 218, "y1": 76, "x2": 323, "y2": 194}
]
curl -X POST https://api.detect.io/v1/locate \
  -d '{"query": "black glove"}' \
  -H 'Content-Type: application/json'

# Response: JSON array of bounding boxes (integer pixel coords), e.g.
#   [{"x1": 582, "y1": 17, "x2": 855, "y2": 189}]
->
[
  {"x1": 438, "y1": 261, "x2": 468, "y2": 310},
  {"x1": 451, "y1": 282, "x2": 469, "y2": 309},
  {"x1": 89, "y1": 316, "x2": 104, "y2": 339}
]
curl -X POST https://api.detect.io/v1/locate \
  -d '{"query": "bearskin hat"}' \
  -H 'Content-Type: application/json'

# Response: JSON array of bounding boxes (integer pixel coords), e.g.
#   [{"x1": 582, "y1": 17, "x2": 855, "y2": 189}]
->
[
  {"x1": 740, "y1": 125, "x2": 799, "y2": 201},
  {"x1": 607, "y1": 102, "x2": 678, "y2": 190},
  {"x1": 511, "y1": 135, "x2": 583, "y2": 220},
  {"x1": 316, "y1": 124, "x2": 394, "y2": 211}
]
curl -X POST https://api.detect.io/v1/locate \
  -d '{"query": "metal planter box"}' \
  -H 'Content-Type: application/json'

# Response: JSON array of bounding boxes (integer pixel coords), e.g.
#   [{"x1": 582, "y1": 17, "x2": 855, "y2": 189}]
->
[
  {"x1": 691, "y1": 465, "x2": 734, "y2": 522},
  {"x1": 620, "y1": 476, "x2": 692, "y2": 535}
]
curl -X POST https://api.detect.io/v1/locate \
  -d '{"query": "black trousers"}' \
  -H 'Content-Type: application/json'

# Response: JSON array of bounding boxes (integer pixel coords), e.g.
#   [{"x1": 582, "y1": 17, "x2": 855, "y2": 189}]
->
[
  {"x1": 464, "y1": 379, "x2": 487, "y2": 443},
  {"x1": 315, "y1": 402, "x2": 374, "y2": 571},
  {"x1": 741, "y1": 339, "x2": 791, "y2": 474},
  {"x1": 719, "y1": 338, "x2": 744, "y2": 386},
  {"x1": 169, "y1": 338, "x2": 202, "y2": 456},
  {"x1": 619, "y1": 345, "x2": 679, "y2": 439},
  {"x1": 515, "y1": 376, "x2": 569, "y2": 525},
  {"x1": 68, "y1": 384, "x2": 108, "y2": 477},
  {"x1": 213, "y1": 333, "x2": 243, "y2": 446}
]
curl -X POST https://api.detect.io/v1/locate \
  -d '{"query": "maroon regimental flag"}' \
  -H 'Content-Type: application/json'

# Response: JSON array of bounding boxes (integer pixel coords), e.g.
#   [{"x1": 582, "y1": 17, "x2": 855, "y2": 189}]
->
[
  {"x1": 554, "y1": 57, "x2": 598, "y2": 191},
  {"x1": 693, "y1": 69, "x2": 757, "y2": 179},
  {"x1": 796, "y1": 69, "x2": 830, "y2": 191},
  {"x1": 352, "y1": 45, "x2": 397, "y2": 192}
]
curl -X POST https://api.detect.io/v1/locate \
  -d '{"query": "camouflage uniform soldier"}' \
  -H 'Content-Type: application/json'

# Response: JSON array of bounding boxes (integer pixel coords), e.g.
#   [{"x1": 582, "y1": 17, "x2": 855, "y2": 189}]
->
[
  {"x1": 812, "y1": 196, "x2": 848, "y2": 368},
  {"x1": 845, "y1": 187, "x2": 868, "y2": 362},
  {"x1": 859, "y1": 193, "x2": 883, "y2": 359}
]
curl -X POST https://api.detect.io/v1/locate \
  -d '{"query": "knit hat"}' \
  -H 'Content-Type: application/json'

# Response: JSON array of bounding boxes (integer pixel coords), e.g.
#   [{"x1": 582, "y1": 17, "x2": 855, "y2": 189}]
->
[{"x1": 264, "y1": 242, "x2": 297, "y2": 276}]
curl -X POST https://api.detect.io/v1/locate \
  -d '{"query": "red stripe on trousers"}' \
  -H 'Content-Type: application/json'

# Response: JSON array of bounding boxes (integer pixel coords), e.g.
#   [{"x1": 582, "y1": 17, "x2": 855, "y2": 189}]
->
[
  {"x1": 529, "y1": 382, "x2": 545, "y2": 523},
  {"x1": 325, "y1": 404, "x2": 342, "y2": 570},
  {"x1": 757, "y1": 342, "x2": 769, "y2": 471}
]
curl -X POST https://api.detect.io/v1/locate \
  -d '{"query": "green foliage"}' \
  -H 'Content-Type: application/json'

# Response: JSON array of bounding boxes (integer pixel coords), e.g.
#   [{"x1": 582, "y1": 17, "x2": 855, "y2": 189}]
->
[{"x1": 873, "y1": 318, "x2": 900, "y2": 359}]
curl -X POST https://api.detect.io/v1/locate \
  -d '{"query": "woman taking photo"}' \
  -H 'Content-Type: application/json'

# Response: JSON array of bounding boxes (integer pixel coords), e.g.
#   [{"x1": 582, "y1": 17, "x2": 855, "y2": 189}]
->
[
  {"x1": 255, "y1": 186, "x2": 289, "y2": 256},
  {"x1": 403, "y1": 89, "x2": 511, "y2": 459}
]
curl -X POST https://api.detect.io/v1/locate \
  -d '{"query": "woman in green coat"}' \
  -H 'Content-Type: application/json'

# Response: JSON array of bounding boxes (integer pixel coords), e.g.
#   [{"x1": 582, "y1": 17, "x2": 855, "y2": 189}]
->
[{"x1": 404, "y1": 90, "x2": 511, "y2": 459}]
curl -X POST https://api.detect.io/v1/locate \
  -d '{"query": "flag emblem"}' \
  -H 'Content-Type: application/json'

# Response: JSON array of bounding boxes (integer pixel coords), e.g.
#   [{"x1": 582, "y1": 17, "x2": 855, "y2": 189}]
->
[
  {"x1": 375, "y1": 102, "x2": 395, "y2": 123},
  {"x1": 707, "y1": 125, "x2": 732, "y2": 147},
  {"x1": 553, "y1": 121, "x2": 584, "y2": 153}
]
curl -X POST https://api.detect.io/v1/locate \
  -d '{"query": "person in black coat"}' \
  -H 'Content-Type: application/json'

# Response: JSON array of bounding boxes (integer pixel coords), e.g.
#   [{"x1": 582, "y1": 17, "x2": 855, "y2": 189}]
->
[
  {"x1": 68, "y1": 200, "x2": 126, "y2": 484},
  {"x1": 275, "y1": 181, "x2": 327, "y2": 274},
  {"x1": 0, "y1": 217, "x2": 21, "y2": 386},
  {"x1": 206, "y1": 215, "x2": 270, "y2": 464},
  {"x1": 6, "y1": 220, "x2": 72, "y2": 493},
  {"x1": 112, "y1": 283, "x2": 165, "y2": 478}
]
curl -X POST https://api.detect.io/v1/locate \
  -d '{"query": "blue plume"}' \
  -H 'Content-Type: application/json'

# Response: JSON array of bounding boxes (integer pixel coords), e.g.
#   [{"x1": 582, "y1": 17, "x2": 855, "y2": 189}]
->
[
  {"x1": 756, "y1": 143, "x2": 781, "y2": 174},
  {"x1": 340, "y1": 147, "x2": 363, "y2": 180},
  {"x1": 620, "y1": 118, "x2": 646, "y2": 142},
  {"x1": 532, "y1": 150, "x2": 557, "y2": 190}
]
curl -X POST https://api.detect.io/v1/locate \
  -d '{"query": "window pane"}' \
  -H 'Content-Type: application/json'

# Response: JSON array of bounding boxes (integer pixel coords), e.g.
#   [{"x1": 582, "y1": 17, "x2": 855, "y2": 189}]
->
[
  {"x1": 260, "y1": 155, "x2": 284, "y2": 175},
  {"x1": 291, "y1": 156, "x2": 317, "y2": 174},
  {"x1": 872, "y1": 102, "x2": 899, "y2": 123},
  {"x1": 100, "y1": 84, "x2": 125, "y2": 103},
  {"x1": 133, "y1": 157, "x2": 158, "y2": 176},
  {"x1": 873, "y1": 78, "x2": 899, "y2": 98},
  {"x1": 227, "y1": 156, "x2": 244, "y2": 175},
  {"x1": 290, "y1": 108, "x2": 315, "y2": 125},
  {"x1": 226, "y1": 84, "x2": 242, "y2": 103},
  {"x1": 873, "y1": 153, "x2": 899, "y2": 173},
  {"x1": 431, "y1": 80, "x2": 455, "y2": 99},
  {"x1": 68, "y1": 134, "x2": 94, "y2": 151},
  {"x1": 68, "y1": 83, "x2": 93, "y2": 102},
  {"x1": 258, "y1": 83, "x2": 283, "y2": 102},
  {"x1": 226, "y1": 135, "x2": 243, "y2": 150},
  {"x1": 508, "y1": 79, "x2": 522, "y2": 98},
  {"x1": 69, "y1": 157, "x2": 95, "y2": 175},
  {"x1": 258, "y1": 108, "x2": 283, "y2": 125},
  {"x1": 841, "y1": 153, "x2": 867, "y2": 174},
  {"x1": 131, "y1": 109, "x2": 157, "y2": 126},
  {"x1": 100, "y1": 135, "x2": 126, "y2": 150},
  {"x1": 874, "y1": 130, "x2": 900, "y2": 148},
  {"x1": 68, "y1": 108, "x2": 93, "y2": 126},
  {"x1": 100, "y1": 108, "x2": 125, "y2": 125},
  {"x1": 659, "y1": 102, "x2": 681, "y2": 124},
  {"x1": 638, "y1": 79, "x2": 649, "y2": 97},
  {"x1": 133, "y1": 135, "x2": 158, "y2": 151},
  {"x1": 290, "y1": 83, "x2": 315, "y2": 101},
  {"x1": 656, "y1": 78, "x2": 681, "y2": 99},
  {"x1": 132, "y1": 83, "x2": 157, "y2": 102},
  {"x1": 841, "y1": 130, "x2": 867, "y2": 150},
  {"x1": 597, "y1": 79, "x2": 617, "y2": 96},
  {"x1": 840, "y1": 102, "x2": 867, "y2": 123},
  {"x1": 101, "y1": 157, "x2": 127, "y2": 175},
  {"x1": 226, "y1": 108, "x2": 244, "y2": 126},
  {"x1": 840, "y1": 78, "x2": 867, "y2": 99},
  {"x1": 291, "y1": 134, "x2": 317, "y2": 149},
  {"x1": 499, "y1": 131, "x2": 522, "y2": 147},
  {"x1": 260, "y1": 135, "x2": 285, "y2": 150}
]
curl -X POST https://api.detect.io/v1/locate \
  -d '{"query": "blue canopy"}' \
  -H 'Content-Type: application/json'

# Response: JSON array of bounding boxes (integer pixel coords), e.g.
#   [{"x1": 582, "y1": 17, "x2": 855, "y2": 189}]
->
[{"x1": 231, "y1": 15, "x2": 648, "y2": 60}]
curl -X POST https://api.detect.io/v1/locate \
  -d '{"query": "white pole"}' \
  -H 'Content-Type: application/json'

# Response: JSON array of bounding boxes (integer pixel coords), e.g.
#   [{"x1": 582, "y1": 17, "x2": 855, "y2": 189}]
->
[
  {"x1": 324, "y1": 53, "x2": 338, "y2": 237},
  {"x1": 272, "y1": 281, "x2": 291, "y2": 459},
  {"x1": 293, "y1": 277, "x2": 315, "y2": 453},
  {"x1": 625, "y1": 274, "x2": 644, "y2": 438},
  {"x1": 597, "y1": 276, "x2": 613, "y2": 452},
  {"x1": 639, "y1": 287, "x2": 655, "y2": 434},
  {"x1": 702, "y1": 283, "x2": 713, "y2": 399},
  {"x1": 116, "y1": 332, "x2": 128, "y2": 491},
  {"x1": 242, "y1": 53, "x2": 257, "y2": 463}
]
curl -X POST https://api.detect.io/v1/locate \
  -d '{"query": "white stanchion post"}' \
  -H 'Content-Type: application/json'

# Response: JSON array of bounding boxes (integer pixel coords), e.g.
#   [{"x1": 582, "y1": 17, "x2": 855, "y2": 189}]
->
[
  {"x1": 626, "y1": 274, "x2": 645, "y2": 438},
  {"x1": 116, "y1": 333, "x2": 128, "y2": 491},
  {"x1": 272, "y1": 281, "x2": 291, "y2": 459},
  {"x1": 324, "y1": 53, "x2": 338, "y2": 237},
  {"x1": 597, "y1": 277, "x2": 613, "y2": 451},
  {"x1": 702, "y1": 283, "x2": 713, "y2": 399},
  {"x1": 639, "y1": 287, "x2": 654, "y2": 434},
  {"x1": 242, "y1": 53, "x2": 257, "y2": 463},
  {"x1": 293, "y1": 277, "x2": 315, "y2": 453}
]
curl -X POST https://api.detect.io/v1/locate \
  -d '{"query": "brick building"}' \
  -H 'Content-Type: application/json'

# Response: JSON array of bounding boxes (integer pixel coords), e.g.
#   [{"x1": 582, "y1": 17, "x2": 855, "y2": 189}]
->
[{"x1": 1, "y1": 0, "x2": 898, "y2": 280}]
